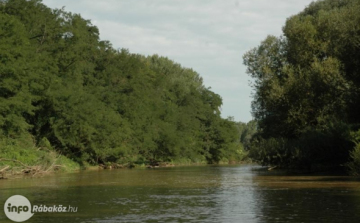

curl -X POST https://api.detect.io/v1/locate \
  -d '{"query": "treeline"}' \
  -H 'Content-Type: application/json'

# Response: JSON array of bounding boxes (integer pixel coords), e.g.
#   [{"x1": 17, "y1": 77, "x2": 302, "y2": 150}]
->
[
  {"x1": 235, "y1": 120, "x2": 257, "y2": 150},
  {"x1": 0, "y1": 0, "x2": 246, "y2": 169},
  {"x1": 243, "y1": 0, "x2": 360, "y2": 174}
]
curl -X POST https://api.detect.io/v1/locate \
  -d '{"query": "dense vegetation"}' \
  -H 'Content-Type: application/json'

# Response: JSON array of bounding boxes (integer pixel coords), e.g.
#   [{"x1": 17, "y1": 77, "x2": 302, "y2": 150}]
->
[
  {"x1": 235, "y1": 120, "x2": 257, "y2": 150},
  {"x1": 0, "y1": 0, "x2": 246, "y2": 172},
  {"x1": 243, "y1": 0, "x2": 360, "y2": 173}
]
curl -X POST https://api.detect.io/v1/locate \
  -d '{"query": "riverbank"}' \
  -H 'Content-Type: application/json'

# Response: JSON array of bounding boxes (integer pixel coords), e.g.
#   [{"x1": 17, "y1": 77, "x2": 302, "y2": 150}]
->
[
  {"x1": 0, "y1": 155, "x2": 80, "y2": 180},
  {"x1": 0, "y1": 150, "x2": 251, "y2": 179},
  {"x1": 0, "y1": 141, "x2": 80, "y2": 179},
  {"x1": 0, "y1": 134, "x2": 250, "y2": 179}
]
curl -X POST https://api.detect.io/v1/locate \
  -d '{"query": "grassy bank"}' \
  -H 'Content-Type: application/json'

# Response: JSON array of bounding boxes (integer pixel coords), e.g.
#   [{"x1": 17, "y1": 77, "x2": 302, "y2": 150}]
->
[
  {"x1": 0, "y1": 136, "x2": 80, "y2": 179},
  {"x1": 0, "y1": 133, "x2": 250, "y2": 178},
  {"x1": 1, "y1": 145, "x2": 249, "y2": 179}
]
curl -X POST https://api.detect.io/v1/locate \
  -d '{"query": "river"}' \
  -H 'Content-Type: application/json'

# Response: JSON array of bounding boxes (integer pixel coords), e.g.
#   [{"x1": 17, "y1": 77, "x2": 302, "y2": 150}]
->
[{"x1": 1, "y1": 165, "x2": 360, "y2": 223}]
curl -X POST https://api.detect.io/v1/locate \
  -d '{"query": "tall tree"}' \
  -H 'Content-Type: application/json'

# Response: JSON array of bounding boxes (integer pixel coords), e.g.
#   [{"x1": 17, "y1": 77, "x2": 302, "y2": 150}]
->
[{"x1": 243, "y1": 0, "x2": 360, "y2": 169}]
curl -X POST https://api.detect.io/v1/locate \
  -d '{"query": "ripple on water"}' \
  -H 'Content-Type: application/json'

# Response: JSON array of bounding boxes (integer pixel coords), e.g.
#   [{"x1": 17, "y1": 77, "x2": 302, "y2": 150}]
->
[{"x1": 1, "y1": 165, "x2": 360, "y2": 223}]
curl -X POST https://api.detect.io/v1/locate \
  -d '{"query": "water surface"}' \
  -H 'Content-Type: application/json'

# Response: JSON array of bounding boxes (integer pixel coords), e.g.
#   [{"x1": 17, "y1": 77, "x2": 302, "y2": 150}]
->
[{"x1": 1, "y1": 165, "x2": 360, "y2": 222}]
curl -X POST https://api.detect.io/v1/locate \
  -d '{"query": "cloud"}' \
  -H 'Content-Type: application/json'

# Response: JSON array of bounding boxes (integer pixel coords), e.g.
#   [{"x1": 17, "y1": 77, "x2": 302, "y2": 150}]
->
[{"x1": 43, "y1": 0, "x2": 314, "y2": 122}]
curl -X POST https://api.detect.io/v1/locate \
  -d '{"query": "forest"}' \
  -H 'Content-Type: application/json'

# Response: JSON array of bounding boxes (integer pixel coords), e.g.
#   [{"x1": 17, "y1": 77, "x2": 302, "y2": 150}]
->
[
  {"x1": 0, "y1": 0, "x2": 251, "y2": 173},
  {"x1": 243, "y1": 0, "x2": 360, "y2": 174},
  {"x1": 3, "y1": 0, "x2": 359, "y2": 176}
]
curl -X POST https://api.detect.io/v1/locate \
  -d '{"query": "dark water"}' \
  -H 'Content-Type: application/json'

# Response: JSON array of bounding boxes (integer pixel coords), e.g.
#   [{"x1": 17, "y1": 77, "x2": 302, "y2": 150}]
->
[{"x1": 1, "y1": 165, "x2": 360, "y2": 223}]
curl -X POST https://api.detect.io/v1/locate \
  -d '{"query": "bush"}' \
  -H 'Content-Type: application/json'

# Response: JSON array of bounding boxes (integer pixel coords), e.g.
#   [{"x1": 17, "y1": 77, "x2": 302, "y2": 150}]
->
[
  {"x1": 0, "y1": 134, "x2": 80, "y2": 173},
  {"x1": 249, "y1": 123, "x2": 353, "y2": 171},
  {"x1": 249, "y1": 137, "x2": 290, "y2": 167},
  {"x1": 346, "y1": 130, "x2": 360, "y2": 175},
  {"x1": 347, "y1": 143, "x2": 360, "y2": 175}
]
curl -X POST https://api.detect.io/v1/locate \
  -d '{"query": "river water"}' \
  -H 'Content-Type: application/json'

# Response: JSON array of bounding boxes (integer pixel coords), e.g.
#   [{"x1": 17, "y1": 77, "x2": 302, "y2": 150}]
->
[{"x1": 1, "y1": 165, "x2": 360, "y2": 223}]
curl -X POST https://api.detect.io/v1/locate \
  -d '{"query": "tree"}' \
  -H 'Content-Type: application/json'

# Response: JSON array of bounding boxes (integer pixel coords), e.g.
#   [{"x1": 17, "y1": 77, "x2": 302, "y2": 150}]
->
[
  {"x1": 243, "y1": 0, "x2": 360, "y2": 170},
  {"x1": 1, "y1": 0, "x2": 242, "y2": 167},
  {"x1": 0, "y1": 12, "x2": 34, "y2": 137}
]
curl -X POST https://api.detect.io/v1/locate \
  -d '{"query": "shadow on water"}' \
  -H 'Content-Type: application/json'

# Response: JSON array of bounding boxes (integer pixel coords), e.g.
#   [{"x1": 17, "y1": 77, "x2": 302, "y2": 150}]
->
[
  {"x1": 0, "y1": 165, "x2": 360, "y2": 223},
  {"x1": 251, "y1": 166, "x2": 360, "y2": 223}
]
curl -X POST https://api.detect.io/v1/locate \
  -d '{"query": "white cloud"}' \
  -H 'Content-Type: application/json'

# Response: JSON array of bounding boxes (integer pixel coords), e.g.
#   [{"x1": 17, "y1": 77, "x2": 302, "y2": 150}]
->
[{"x1": 43, "y1": 0, "x2": 314, "y2": 122}]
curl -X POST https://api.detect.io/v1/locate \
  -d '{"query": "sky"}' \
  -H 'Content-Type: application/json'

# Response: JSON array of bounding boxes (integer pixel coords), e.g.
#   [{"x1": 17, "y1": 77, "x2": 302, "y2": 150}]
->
[{"x1": 42, "y1": 0, "x2": 314, "y2": 123}]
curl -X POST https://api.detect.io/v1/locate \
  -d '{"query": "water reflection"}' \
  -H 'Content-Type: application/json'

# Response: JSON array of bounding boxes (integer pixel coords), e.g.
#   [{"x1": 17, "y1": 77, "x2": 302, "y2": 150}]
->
[
  {"x1": 216, "y1": 166, "x2": 259, "y2": 222},
  {"x1": 252, "y1": 169, "x2": 360, "y2": 223},
  {"x1": 0, "y1": 166, "x2": 360, "y2": 223}
]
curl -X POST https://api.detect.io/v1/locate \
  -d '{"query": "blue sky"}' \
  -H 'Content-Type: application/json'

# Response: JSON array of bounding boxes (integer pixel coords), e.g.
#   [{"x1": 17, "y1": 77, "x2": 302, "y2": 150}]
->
[{"x1": 42, "y1": 0, "x2": 314, "y2": 123}]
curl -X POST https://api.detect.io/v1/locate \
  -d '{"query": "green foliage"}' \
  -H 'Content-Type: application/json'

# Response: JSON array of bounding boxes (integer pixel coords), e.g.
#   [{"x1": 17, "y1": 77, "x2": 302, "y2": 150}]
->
[
  {"x1": 0, "y1": 0, "x2": 241, "y2": 169},
  {"x1": 347, "y1": 130, "x2": 360, "y2": 175},
  {"x1": 248, "y1": 137, "x2": 288, "y2": 167},
  {"x1": 0, "y1": 12, "x2": 34, "y2": 137},
  {"x1": 347, "y1": 144, "x2": 360, "y2": 176},
  {"x1": 236, "y1": 120, "x2": 257, "y2": 149},
  {"x1": 0, "y1": 134, "x2": 80, "y2": 172},
  {"x1": 244, "y1": 0, "x2": 360, "y2": 171},
  {"x1": 250, "y1": 123, "x2": 352, "y2": 169}
]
